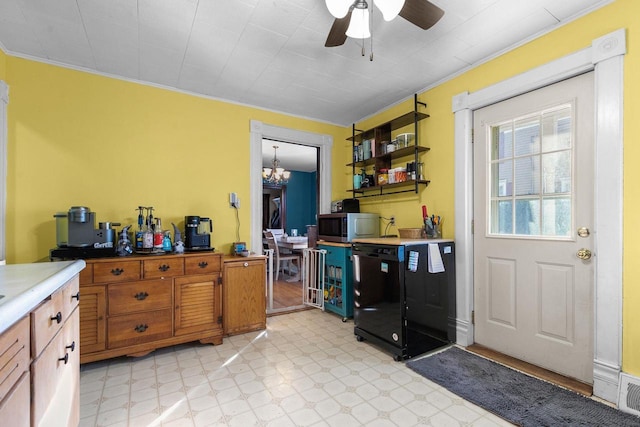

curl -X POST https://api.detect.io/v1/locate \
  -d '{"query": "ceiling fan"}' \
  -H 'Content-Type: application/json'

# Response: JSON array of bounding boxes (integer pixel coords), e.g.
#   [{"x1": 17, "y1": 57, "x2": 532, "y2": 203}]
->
[{"x1": 324, "y1": 0, "x2": 444, "y2": 48}]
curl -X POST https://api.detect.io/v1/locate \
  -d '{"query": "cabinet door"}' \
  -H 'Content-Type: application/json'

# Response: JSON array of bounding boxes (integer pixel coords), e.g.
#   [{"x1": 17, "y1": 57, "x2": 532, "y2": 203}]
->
[
  {"x1": 32, "y1": 308, "x2": 80, "y2": 427},
  {"x1": 0, "y1": 372, "x2": 29, "y2": 427},
  {"x1": 79, "y1": 285, "x2": 106, "y2": 355},
  {"x1": 223, "y1": 260, "x2": 266, "y2": 335},
  {"x1": 174, "y1": 274, "x2": 222, "y2": 336}
]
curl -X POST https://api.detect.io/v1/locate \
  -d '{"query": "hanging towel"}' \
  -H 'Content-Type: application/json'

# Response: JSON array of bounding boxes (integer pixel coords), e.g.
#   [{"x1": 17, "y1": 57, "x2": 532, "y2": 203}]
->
[{"x1": 428, "y1": 243, "x2": 445, "y2": 273}]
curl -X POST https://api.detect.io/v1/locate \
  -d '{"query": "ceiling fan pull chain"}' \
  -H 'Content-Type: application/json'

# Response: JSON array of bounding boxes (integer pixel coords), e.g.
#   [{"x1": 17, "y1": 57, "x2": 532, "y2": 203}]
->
[{"x1": 370, "y1": 7, "x2": 374, "y2": 61}]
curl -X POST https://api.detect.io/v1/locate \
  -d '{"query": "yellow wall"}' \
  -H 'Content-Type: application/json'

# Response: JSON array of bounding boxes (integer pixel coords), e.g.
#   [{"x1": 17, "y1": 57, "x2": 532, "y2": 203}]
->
[
  {"x1": 4, "y1": 0, "x2": 638, "y2": 375},
  {"x1": 4, "y1": 57, "x2": 346, "y2": 262},
  {"x1": 356, "y1": 0, "x2": 640, "y2": 375}
]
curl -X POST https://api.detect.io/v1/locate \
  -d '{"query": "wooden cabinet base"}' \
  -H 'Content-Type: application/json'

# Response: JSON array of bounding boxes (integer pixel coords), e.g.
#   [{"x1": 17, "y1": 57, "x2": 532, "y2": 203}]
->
[{"x1": 80, "y1": 330, "x2": 223, "y2": 364}]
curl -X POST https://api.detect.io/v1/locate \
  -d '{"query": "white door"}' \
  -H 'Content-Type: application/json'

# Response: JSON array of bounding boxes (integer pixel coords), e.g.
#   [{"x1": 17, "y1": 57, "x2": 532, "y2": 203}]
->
[{"x1": 473, "y1": 72, "x2": 594, "y2": 383}]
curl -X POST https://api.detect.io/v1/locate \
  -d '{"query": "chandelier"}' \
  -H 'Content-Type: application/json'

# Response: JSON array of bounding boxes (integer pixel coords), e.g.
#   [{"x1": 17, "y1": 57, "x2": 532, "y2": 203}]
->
[{"x1": 262, "y1": 145, "x2": 291, "y2": 184}]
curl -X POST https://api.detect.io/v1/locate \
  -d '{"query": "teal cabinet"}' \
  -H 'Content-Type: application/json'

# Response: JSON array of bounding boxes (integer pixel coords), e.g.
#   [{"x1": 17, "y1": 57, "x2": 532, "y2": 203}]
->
[{"x1": 318, "y1": 244, "x2": 353, "y2": 320}]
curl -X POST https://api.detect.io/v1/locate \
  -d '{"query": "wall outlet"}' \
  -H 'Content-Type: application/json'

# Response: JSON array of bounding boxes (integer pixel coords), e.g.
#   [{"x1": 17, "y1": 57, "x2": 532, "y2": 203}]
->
[
  {"x1": 390, "y1": 216, "x2": 395, "y2": 225},
  {"x1": 230, "y1": 192, "x2": 240, "y2": 208}
]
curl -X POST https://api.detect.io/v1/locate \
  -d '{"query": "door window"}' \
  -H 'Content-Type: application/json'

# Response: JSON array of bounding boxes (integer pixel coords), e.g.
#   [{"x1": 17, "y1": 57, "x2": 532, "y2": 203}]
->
[{"x1": 488, "y1": 104, "x2": 573, "y2": 238}]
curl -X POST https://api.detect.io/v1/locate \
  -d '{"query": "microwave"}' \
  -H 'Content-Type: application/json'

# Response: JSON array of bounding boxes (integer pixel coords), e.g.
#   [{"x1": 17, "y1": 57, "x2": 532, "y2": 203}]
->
[{"x1": 317, "y1": 213, "x2": 380, "y2": 243}]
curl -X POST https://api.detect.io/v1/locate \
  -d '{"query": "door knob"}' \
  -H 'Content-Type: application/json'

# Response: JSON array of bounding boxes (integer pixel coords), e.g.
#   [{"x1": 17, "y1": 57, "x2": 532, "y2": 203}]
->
[{"x1": 577, "y1": 248, "x2": 592, "y2": 260}]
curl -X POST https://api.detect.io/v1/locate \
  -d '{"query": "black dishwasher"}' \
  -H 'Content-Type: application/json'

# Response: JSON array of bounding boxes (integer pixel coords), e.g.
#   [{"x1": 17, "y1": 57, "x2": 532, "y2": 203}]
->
[{"x1": 353, "y1": 241, "x2": 456, "y2": 360}]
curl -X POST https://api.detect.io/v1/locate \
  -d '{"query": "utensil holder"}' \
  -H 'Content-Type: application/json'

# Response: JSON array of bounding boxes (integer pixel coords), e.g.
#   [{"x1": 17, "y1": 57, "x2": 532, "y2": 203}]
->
[{"x1": 425, "y1": 221, "x2": 442, "y2": 239}]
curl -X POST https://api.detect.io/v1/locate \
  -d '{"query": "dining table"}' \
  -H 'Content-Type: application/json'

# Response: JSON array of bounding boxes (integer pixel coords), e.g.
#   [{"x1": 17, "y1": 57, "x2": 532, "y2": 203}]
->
[{"x1": 277, "y1": 236, "x2": 309, "y2": 251}]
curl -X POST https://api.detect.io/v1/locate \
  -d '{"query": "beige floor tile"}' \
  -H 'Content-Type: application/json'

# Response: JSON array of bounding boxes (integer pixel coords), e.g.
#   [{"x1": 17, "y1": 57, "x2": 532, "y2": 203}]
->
[{"x1": 80, "y1": 310, "x2": 512, "y2": 427}]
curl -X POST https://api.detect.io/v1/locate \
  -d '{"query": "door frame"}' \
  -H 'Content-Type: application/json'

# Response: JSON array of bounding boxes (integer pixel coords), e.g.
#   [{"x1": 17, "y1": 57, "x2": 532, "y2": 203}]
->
[
  {"x1": 249, "y1": 121, "x2": 333, "y2": 254},
  {"x1": 453, "y1": 29, "x2": 625, "y2": 403}
]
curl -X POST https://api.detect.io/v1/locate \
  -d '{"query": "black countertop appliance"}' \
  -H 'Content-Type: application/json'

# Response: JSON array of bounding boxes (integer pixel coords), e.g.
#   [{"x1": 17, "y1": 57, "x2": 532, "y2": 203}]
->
[
  {"x1": 184, "y1": 215, "x2": 213, "y2": 251},
  {"x1": 352, "y1": 240, "x2": 456, "y2": 360}
]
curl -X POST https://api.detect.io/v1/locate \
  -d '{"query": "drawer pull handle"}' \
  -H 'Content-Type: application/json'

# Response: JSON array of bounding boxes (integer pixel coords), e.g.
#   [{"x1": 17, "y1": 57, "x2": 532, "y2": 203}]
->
[
  {"x1": 111, "y1": 268, "x2": 124, "y2": 276},
  {"x1": 198, "y1": 261, "x2": 208, "y2": 268},
  {"x1": 66, "y1": 341, "x2": 76, "y2": 352},
  {"x1": 158, "y1": 264, "x2": 170, "y2": 272},
  {"x1": 134, "y1": 292, "x2": 149, "y2": 301},
  {"x1": 135, "y1": 324, "x2": 148, "y2": 333},
  {"x1": 59, "y1": 353, "x2": 69, "y2": 365},
  {"x1": 244, "y1": 262, "x2": 249, "y2": 267},
  {"x1": 71, "y1": 291, "x2": 80, "y2": 301},
  {"x1": 51, "y1": 312, "x2": 62, "y2": 324}
]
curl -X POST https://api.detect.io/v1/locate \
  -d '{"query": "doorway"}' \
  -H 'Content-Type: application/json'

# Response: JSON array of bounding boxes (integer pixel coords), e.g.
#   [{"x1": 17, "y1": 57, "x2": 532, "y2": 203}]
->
[
  {"x1": 473, "y1": 73, "x2": 594, "y2": 384},
  {"x1": 452, "y1": 29, "x2": 625, "y2": 403},
  {"x1": 261, "y1": 139, "x2": 319, "y2": 314}
]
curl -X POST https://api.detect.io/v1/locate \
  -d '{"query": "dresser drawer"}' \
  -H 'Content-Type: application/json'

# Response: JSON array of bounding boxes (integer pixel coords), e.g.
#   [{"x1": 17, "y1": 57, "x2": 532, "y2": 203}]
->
[
  {"x1": 61, "y1": 276, "x2": 81, "y2": 319},
  {"x1": 108, "y1": 309, "x2": 172, "y2": 349},
  {"x1": 93, "y1": 260, "x2": 141, "y2": 284},
  {"x1": 0, "y1": 316, "x2": 30, "y2": 401},
  {"x1": 185, "y1": 254, "x2": 222, "y2": 275},
  {"x1": 143, "y1": 258, "x2": 184, "y2": 279},
  {"x1": 108, "y1": 279, "x2": 172, "y2": 315},
  {"x1": 32, "y1": 286, "x2": 66, "y2": 357}
]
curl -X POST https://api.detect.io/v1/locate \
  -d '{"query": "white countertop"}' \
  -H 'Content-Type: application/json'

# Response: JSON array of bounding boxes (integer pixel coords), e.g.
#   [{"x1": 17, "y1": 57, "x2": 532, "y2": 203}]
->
[
  {"x1": 0, "y1": 260, "x2": 86, "y2": 334},
  {"x1": 352, "y1": 237, "x2": 454, "y2": 246}
]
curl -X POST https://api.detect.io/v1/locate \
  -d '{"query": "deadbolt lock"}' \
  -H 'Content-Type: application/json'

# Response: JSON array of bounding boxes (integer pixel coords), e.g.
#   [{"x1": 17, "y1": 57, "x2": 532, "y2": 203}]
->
[
  {"x1": 577, "y1": 248, "x2": 592, "y2": 260},
  {"x1": 577, "y1": 227, "x2": 590, "y2": 238}
]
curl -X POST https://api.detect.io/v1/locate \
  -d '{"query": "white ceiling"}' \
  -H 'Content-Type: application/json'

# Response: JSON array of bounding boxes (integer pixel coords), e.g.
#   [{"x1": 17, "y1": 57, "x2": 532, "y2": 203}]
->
[
  {"x1": 262, "y1": 139, "x2": 318, "y2": 172},
  {"x1": 0, "y1": 0, "x2": 611, "y2": 129}
]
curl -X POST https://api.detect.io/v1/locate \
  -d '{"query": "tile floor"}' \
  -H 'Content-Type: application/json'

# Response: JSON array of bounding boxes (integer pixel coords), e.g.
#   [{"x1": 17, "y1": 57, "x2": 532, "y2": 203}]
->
[{"x1": 79, "y1": 310, "x2": 513, "y2": 427}]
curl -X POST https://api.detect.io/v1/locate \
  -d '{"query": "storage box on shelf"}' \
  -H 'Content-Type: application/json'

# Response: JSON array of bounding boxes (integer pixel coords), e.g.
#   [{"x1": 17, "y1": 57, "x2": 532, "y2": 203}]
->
[
  {"x1": 79, "y1": 252, "x2": 223, "y2": 364},
  {"x1": 348, "y1": 94, "x2": 430, "y2": 198},
  {"x1": 318, "y1": 242, "x2": 353, "y2": 321}
]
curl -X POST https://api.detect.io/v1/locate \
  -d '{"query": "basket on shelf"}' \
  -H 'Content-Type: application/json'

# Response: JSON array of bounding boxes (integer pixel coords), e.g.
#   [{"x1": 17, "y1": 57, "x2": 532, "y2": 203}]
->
[{"x1": 398, "y1": 228, "x2": 425, "y2": 239}]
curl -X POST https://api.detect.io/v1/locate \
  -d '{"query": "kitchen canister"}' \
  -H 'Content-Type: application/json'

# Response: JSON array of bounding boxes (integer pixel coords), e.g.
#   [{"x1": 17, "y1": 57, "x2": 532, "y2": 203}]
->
[{"x1": 354, "y1": 174, "x2": 362, "y2": 189}]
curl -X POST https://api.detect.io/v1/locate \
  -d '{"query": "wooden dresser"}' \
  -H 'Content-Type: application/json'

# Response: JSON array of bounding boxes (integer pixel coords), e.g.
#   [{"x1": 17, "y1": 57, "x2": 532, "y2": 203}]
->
[{"x1": 79, "y1": 252, "x2": 223, "y2": 364}]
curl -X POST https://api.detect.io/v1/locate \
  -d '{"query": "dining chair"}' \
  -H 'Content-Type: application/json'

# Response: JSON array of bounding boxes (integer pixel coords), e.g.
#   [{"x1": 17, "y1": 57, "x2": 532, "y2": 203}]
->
[{"x1": 263, "y1": 231, "x2": 301, "y2": 281}]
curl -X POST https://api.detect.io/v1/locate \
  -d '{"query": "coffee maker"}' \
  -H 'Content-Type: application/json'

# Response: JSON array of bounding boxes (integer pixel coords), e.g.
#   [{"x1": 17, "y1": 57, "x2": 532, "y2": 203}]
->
[
  {"x1": 184, "y1": 216, "x2": 213, "y2": 251},
  {"x1": 50, "y1": 206, "x2": 119, "y2": 260},
  {"x1": 55, "y1": 206, "x2": 116, "y2": 248}
]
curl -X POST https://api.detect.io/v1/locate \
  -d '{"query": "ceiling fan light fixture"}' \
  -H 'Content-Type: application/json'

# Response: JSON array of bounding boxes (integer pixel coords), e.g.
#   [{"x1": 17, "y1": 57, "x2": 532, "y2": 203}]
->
[
  {"x1": 346, "y1": 7, "x2": 371, "y2": 39},
  {"x1": 325, "y1": 0, "x2": 352, "y2": 18},
  {"x1": 373, "y1": 0, "x2": 405, "y2": 21}
]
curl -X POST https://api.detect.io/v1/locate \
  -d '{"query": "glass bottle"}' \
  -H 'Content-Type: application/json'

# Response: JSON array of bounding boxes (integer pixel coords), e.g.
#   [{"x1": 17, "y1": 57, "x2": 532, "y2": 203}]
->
[{"x1": 153, "y1": 218, "x2": 164, "y2": 249}]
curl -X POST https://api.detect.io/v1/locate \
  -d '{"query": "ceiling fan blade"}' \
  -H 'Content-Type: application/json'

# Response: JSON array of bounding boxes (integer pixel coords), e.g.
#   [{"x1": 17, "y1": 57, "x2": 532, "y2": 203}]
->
[
  {"x1": 325, "y1": 12, "x2": 351, "y2": 47},
  {"x1": 399, "y1": 0, "x2": 444, "y2": 30}
]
